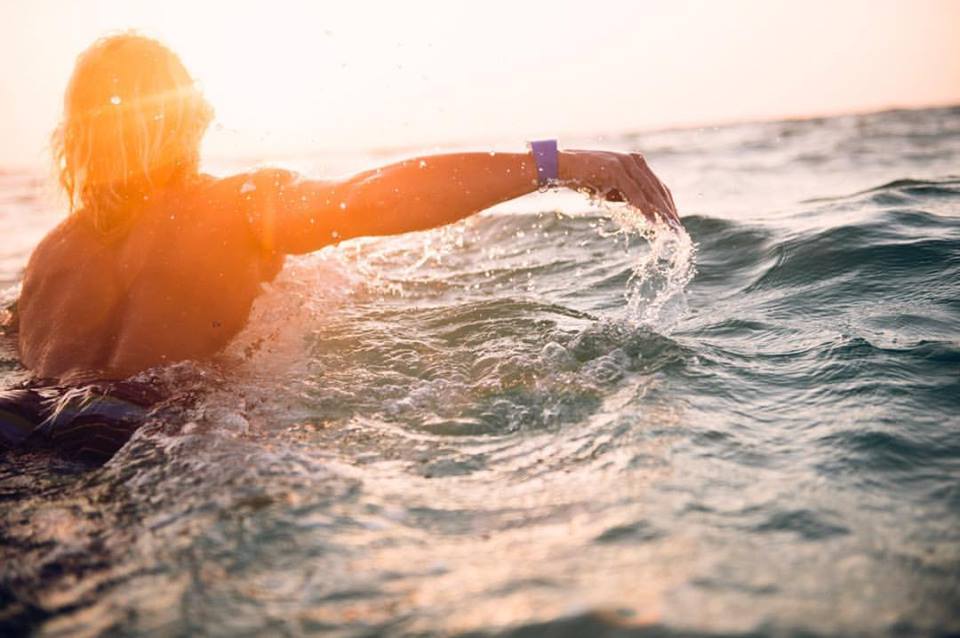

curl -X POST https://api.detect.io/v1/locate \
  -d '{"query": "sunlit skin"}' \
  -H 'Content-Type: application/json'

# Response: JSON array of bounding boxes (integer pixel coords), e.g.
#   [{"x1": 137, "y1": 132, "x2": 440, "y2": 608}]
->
[{"x1": 15, "y1": 34, "x2": 678, "y2": 383}]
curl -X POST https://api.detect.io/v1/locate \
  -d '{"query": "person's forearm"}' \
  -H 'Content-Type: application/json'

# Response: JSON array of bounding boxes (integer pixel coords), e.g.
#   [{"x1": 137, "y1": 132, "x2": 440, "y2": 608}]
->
[{"x1": 337, "y1": 152, "x2": 539, "y2": 239}]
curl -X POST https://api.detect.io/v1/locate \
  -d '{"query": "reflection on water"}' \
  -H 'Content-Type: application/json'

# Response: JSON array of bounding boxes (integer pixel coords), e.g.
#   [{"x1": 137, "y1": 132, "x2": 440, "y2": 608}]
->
[{"x1": 2, "y1": 106, "x2": 960, "y2": 636}]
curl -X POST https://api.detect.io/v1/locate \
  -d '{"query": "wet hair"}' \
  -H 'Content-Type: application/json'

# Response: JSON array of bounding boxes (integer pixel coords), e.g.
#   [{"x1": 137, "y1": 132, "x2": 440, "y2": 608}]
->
[{"x1": 51, "y1": 33, "x2": 213, "y2": 233}]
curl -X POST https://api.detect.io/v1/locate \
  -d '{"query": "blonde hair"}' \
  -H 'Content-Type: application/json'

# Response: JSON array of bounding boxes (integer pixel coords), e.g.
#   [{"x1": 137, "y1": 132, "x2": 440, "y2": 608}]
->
[{"x1": 52, "y1": 33, "x2": 213, "y2": 233}]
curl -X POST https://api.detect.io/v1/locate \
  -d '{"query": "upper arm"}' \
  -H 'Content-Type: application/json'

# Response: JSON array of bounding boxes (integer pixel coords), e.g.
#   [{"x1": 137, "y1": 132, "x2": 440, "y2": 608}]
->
[
  {"x1": 239, "y1": 168, "x2": 357, "y2": 255},
  {"x1": 236, "y1": 153, "x2": 537, "y2": 255}
]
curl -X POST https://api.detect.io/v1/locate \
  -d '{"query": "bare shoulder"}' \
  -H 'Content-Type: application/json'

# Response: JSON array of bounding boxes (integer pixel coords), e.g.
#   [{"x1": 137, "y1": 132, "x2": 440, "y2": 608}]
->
[
  {"x1": 23, "y1": 215, "x2": 92, "y2": 280},
  {"x1": 22, "y1": 213, "x2": 119, "y2": 307},
  {"x1": 32, "y1": 215, "x2": 81, "y2": 252}
]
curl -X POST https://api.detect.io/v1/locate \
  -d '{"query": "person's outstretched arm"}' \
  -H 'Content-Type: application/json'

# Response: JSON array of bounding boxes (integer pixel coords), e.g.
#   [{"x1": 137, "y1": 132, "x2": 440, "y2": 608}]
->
[{"x1": 243, "y1": 149, "x2": 678, "y2": 255}]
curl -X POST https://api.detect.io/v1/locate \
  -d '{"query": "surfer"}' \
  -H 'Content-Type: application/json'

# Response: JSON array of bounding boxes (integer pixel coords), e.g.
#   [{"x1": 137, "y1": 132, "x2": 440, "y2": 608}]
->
[{"x1": 0, "y1": 33, "x2": 678, "y2": 461}]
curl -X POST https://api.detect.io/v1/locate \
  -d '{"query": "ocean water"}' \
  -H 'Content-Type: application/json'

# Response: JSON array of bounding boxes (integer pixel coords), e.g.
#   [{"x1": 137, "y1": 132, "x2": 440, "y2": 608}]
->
[{"x1": 1, "y1": 106, "x2": 958, "y2": 637}]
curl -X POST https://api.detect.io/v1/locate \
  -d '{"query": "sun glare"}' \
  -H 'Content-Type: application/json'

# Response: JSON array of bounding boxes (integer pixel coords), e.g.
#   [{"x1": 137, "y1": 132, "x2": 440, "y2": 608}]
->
[{"x1": 0, "y1": 0, "x2": 958, "y2": 166}]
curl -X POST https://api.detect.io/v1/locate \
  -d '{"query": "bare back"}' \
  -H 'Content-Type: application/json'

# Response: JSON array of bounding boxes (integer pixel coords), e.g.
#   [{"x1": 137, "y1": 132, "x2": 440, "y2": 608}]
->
[{"x1": 18, "y1": 174, "x2": 283, "y2": 382}]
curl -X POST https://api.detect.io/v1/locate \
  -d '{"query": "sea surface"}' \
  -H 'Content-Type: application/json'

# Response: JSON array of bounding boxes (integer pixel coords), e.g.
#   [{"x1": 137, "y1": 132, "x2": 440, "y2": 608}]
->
[{"x1": 1, "y1": 106, "x2": 958, "y2": 637}]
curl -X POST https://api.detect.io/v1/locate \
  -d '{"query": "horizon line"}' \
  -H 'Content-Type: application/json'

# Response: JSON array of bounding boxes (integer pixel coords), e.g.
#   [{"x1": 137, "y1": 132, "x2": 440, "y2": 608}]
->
[{"x1": 3, "y1": 100, "x2": 957, "y2": 173}]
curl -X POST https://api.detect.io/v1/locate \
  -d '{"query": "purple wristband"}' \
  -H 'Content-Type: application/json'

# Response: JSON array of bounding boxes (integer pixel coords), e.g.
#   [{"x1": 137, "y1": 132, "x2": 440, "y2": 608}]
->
[{"x1": 528, "y1": 139, "x2": 559, "y2": 187}]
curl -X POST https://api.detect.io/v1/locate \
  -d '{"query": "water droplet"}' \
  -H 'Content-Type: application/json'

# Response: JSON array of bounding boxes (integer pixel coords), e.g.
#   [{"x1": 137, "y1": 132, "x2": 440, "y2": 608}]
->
[
  {"x1": 339, "y1": 202, "x2": 347, "y2": 210},
  {"x1": 418, "y1": 160, "x2": 427, "y2": 168},
  {"x1": 109, "y1": 95, "x2": 121, "y2": 105}
]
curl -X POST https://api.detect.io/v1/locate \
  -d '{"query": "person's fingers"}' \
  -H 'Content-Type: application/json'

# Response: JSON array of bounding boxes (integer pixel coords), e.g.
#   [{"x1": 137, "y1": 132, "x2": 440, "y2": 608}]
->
[
  {"x1": 663, "y1": 183, "x2": 677, "y2": 212},
  {"x1": 630, "y1": 154, "x2": 673, "y2": 214},
  {"x1": 631, "y1": 154, "x2": 669, "y2": 200},
  {"x1": 652, "y1": 174, "x2": 680, "y2": 226},
  {"x1": 622, "y1": 156, "x2": 670, "y2": 222},
  {"x1": 610, "y1": 160, "x2": 656, "y2": 219},
  {"x1": 629, "y1": 153, "x2": 679, "y2": 225}
]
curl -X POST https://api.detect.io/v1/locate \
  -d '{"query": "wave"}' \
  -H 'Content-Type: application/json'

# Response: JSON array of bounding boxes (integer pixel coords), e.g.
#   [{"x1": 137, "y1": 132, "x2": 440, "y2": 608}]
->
[
  {"x1": 2, "y1": 133, "x2": 960, "y2": 636},
  {"x1": 801, "y1": 176, "x2": 960, "y2": 204}
]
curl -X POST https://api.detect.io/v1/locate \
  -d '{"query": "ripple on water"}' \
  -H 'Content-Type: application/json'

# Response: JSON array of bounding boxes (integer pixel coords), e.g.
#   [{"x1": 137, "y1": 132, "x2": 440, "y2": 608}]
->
[{"x1": 3, "y1": 110, "x2": 960, "y2": 635}]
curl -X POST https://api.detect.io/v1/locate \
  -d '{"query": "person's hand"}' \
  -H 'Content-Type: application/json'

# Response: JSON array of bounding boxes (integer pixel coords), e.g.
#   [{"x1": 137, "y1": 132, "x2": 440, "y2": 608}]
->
[{"x1": 558, "y1": 150, "x2": 680, "y2": 228}]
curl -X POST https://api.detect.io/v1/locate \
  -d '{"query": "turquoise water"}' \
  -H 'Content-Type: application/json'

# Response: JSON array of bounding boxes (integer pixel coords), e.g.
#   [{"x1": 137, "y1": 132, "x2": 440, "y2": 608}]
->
[{"x1": 1, "y1": 106, "x2": 959, "y2": 636}]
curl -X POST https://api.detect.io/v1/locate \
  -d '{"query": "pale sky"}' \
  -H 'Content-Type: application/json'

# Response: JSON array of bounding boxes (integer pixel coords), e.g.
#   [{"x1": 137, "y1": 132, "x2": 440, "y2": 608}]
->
[{"x1": 1, "y1": 0, "x2": 958, "y2": 167}]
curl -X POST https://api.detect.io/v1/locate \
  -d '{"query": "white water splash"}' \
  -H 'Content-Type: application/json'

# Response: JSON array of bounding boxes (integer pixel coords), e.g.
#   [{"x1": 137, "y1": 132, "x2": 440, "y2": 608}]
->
[
  {"x1": 602, "y1": 203, "x2": 697, "y2": 331},
  {"x1": 221, "y1": 254, "x2": 358, "y2": 380}
]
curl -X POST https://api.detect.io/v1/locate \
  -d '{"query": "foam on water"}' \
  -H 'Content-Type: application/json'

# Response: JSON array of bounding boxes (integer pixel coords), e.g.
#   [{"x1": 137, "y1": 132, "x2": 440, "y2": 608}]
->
[{"x1": 599, "y1": 202, "x2": 697, "y2": 329}]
